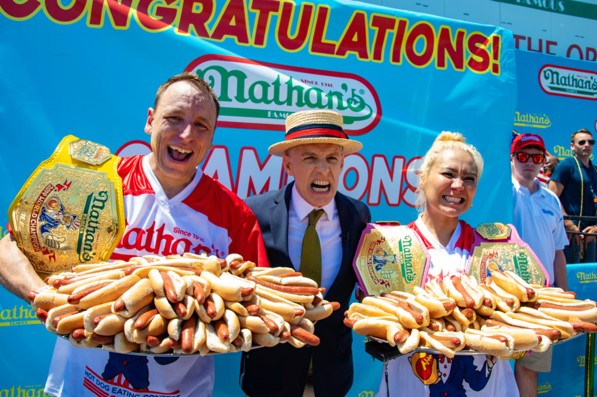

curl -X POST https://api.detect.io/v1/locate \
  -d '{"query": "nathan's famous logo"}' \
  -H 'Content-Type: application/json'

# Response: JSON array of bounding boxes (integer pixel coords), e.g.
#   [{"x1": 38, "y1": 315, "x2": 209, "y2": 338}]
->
[
  {"x1": 576, "y1": 271, "x2": 597, "y2": 284},
  {"x1": 118, "y1": 221, "x2": 226, "y2": 259},
  {"x1": 513, "y1": 251, "x2": 532, "y2": 282},
  {"x1": 513, "y1": 111, "x2": 552, "y2": 129},
  {"x1": 398, "y1": 235, "x2": 416, "y2": 283},
  {"x1": 77, "y1": 191, "x2": 109, "y2": 262},
  {"x1": 537, "y1": 382, "x2": 553, "y2": 394},
  {"x1": 0, "y1": 304, "x2": 39, "y2": 326},
  {"x1": 539, "y1": 64, "x2": 597, "y2": 100},
  {"x1": 0, "y1": 386, "x2": 48, "y2": 396},
  {"x1": 186, "y1": 55, "x2": 380, "y2": 136}
]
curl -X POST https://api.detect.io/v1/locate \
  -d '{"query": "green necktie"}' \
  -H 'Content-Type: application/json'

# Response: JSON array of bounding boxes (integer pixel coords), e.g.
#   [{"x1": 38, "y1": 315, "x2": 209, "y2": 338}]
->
[{"x1": 300, "y1": 209, "x2": 325, "y2": 285}]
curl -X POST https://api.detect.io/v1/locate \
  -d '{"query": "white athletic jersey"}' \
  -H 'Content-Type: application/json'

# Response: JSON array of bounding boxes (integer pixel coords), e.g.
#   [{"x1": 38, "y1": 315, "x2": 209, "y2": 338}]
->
[
  {"x1": 512, "y1": 177, "x2": 568, "y2": 282},
  {"x1": 377, "y1": 218, "x2": 519, "y2": 397},
  {"x1": 45, "y1": 155, "x2": 267, "y2": 397}
]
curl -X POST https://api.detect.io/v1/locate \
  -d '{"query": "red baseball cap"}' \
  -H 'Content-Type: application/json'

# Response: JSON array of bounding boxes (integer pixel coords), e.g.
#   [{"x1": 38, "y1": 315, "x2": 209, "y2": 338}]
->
[{"x1": 511, "y1": 133, "x2": 546, "y2": 154}]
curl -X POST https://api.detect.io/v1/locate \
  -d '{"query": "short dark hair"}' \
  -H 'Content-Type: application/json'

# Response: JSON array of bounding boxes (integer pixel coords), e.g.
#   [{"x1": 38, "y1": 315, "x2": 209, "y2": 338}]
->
[
  {"x1": 571, "y1": 128, "x2": 592, "y2": 143},
  {"x1": 154, "y1": 73, "x2": 220, "y2": 117}
]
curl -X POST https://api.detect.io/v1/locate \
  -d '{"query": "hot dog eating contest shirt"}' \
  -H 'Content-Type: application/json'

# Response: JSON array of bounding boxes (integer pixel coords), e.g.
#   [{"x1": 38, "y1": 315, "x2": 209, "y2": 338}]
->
[
  {"x1": 45, "y1": 155, "x2": 268, "y2": 397},
  {"x1": 376, "y1": 217, "x2": 519, "y2": 397}
]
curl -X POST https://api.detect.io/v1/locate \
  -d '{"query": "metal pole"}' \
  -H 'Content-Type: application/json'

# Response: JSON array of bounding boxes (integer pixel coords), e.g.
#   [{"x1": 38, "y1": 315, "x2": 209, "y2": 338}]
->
[
  {"x1": 384, "y1": 361, "x2": 390, "y2": 397},
  {"x1": 586, "y1": 332, "x2": 595, "y2": 397}
]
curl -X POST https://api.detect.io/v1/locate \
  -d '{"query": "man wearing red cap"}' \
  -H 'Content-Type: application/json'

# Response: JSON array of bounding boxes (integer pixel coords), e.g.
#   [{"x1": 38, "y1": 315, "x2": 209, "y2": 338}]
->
[
  {"x1": 511, "y1": 133, "x2": 568, "y2": 397},
  {"x1": 239, "y1": 109, "x2": 371, "y2": 397}
]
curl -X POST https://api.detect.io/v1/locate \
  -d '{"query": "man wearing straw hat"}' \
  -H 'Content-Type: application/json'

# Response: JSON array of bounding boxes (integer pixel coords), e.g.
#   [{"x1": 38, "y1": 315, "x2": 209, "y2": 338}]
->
[{"x1": 240, "y1": 109, "x2": 371, "y2": 396}]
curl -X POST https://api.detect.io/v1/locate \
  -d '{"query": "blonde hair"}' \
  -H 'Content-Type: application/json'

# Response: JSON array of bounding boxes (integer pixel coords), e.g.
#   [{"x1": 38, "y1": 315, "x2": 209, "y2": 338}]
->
[{"x1": 415, "y1": 131, "x2": 484, "y2": 211}]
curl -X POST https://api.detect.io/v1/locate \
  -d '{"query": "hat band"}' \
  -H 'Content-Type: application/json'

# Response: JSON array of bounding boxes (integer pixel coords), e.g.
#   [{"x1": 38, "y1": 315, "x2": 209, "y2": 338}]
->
[{"x1": 286, "y1": 123, "x2": 347, "y2": 141}]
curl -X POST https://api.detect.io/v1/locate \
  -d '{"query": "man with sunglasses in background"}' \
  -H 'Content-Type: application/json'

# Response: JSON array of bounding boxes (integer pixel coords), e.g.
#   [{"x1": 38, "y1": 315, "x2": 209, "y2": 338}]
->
[
  {"x1": 549, "y1": 128, "x2": 597, "y2": 264},
  {"x1": 511, "y1": 133, "x2": 569, "y2": 397}
]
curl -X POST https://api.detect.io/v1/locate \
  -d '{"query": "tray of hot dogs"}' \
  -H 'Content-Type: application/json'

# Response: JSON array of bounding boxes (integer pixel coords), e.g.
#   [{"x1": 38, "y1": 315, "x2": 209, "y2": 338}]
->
[
  {"x1": 31, "y1": 253, "x2": 338, "y2": 355},
  {"x1": 345, "y1": 271, "x2": 597, "y2": 361}
]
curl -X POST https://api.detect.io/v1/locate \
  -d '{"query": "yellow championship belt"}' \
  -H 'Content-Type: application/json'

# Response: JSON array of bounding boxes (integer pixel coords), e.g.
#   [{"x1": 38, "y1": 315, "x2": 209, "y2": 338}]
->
[
  {"x1": 8, "y1": 135, "x2": 125, "y2": 275},
  {"x1": 353, "y1": 222, "x2": 427, "y2": 295}
]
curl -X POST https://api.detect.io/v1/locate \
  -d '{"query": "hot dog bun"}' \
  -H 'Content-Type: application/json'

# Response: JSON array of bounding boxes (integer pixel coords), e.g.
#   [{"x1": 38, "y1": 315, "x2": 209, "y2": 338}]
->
[
  {"x1": 102, "y1": 332, "x2": 139, "y2": 353},
  {"x1": 78, "y1": 274, "x2": 142, "y2": 309},
  {"x1": 362, "y1": 296, "x2": 427, "y2": 329},
  {"x1": 175, "y1": 316, "x2": 206, "y2": 354},
  {"x1": 464, "y1": 328, "x2": 514, "y2": 357},
  {"x1": 69, "y1": 328, "x2": 100, "y2": 348},
  {"x1": 490, "y1": 311, "x2": 562, "y2": 341},
  {"x1": 226, "y1": 253, "x2": 256, "y2": 277},
  {"x1": 83, "y1": 301, "x2": 126, "y2": 336},
  {"x1": 444, "y1": 275, "x2": 484, "y2": 309},
  {"x1": 397, "y1": 328, "x2": 420, "y2": 354},
  {"x1": 148, "y1": 269, "x2": 186, "y2": 303},
  {"x1": 483, "y1": 278, "x2": 521, "y2": 312},
  {"x1": 351, "y1": 318, "x2": 408, "y2": 347},
  {"x1": 205, "y1": 322, "x2": 231, "y2": 353},
  {"x1": 419, "y1": 331, "x2": 465, "y2": 358},
  {"x1": 45, "y1": 304, "x2": 84, "y2": 334},
  {"x1": 480, "y1": 323, "x2": 540, "y2": 351},
  {"x1": 413, "y1": 286, "x2": 456, "y2": 318},
  {"x1": 490, "y1": 269, "x2": 537, "y2": 303},
  {"x1": 231, "y1": 328, "x2": 253, "y2": 352},
  {"x1": 124, "y1": 306, "x2": 167, "y2": 344},
  {"x1": 31, "y1": 290, "x2": 70, "y2": 312},
  {"x1": 111, "y1": 278, "x2": 155, "y2": 318}
]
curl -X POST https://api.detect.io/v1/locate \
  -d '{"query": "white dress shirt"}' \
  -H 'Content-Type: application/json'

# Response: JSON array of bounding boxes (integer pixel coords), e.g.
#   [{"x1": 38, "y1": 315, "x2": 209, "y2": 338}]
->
[
  {"x1": 512, "y1": 176, "x2": 568, "y2": 282},
  {"x1": 287, "y1": 185, "x2": 342, "y2": 293}
]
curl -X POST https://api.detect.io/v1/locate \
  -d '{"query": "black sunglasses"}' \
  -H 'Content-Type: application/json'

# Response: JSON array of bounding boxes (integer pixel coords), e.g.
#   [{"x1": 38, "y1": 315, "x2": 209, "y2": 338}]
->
[
  {"x1": 578, "y1": 139, "x2": 596, "y2": 146},
  {"x1": 515, "y1": 152, "x2": 545, "y2": 164}
]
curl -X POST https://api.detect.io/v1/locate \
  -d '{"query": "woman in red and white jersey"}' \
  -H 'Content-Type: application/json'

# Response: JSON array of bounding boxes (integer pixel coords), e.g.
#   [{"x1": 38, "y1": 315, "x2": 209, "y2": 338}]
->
[{"x1": 377, "y1": 131, "x2": 519, "y2": 397}]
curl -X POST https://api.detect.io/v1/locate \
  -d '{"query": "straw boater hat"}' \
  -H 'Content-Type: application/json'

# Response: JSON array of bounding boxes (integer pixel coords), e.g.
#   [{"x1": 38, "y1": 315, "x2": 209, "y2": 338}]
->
[{"x1": 268, "y1": 109, "x2": 363, "y2": 156}]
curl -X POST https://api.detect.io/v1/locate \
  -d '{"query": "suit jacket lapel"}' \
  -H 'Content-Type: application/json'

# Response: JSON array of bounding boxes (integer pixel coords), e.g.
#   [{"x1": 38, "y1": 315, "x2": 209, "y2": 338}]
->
[
  {"x1": 270, "y1": 183, "x2": 293, "y2": 268},
  {"x1": 328, "y1": 193, "x2": 351, "y2": 295},
  {"x1": 336, "y1": 194, "x2": 351, "y2": 248}
]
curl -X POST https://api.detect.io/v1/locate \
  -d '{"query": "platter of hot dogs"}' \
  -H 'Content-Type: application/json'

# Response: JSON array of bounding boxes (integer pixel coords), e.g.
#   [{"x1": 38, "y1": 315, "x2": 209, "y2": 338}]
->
[
  {"x1": 30, "y1": 253, "x2": 338, "y2": 355},
  {"x1": 345, "y1": 269, "x2": 597, "y2": 360}
]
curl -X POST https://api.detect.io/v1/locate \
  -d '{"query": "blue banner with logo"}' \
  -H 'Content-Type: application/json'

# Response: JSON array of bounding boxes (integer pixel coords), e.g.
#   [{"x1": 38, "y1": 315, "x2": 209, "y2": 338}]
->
[
  {"x1": 514, "y1": 50, "x2": 597, "y2": 156},
  {"x1": 0, "y1": 0, "x2": 558, "y2": 395}
]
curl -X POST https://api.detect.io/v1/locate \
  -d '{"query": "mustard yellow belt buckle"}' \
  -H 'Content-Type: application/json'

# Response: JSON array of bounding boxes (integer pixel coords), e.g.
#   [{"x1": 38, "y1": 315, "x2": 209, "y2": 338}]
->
[{"x1": 8, "y1": 135, "x2": 125, "y2": 275}]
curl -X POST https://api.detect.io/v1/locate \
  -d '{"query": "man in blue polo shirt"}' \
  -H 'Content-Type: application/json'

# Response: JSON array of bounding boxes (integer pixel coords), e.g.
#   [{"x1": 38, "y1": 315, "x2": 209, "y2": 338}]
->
[{"x1": 549, "y1": 128, "x2": 597, "y2": 263}]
